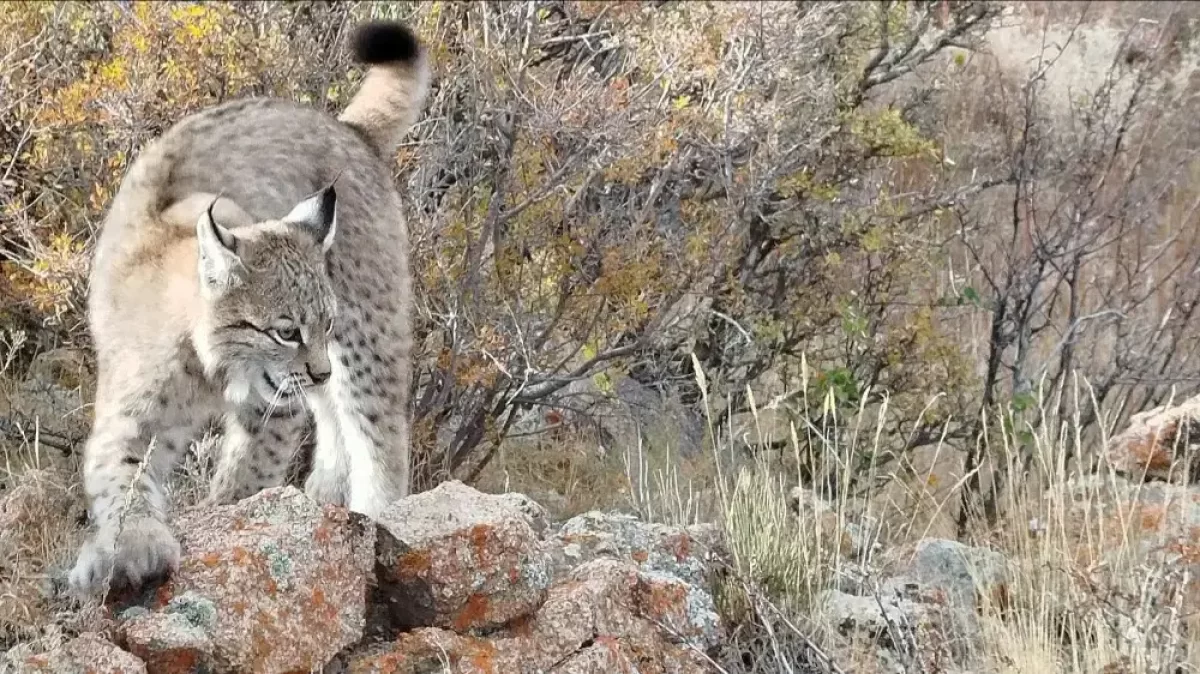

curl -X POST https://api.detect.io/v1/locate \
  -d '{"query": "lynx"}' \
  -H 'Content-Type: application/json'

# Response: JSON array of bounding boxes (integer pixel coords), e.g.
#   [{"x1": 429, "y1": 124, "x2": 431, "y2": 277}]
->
[{"x1": 68, "y1": 21, "x2": 430, "y2": 597}]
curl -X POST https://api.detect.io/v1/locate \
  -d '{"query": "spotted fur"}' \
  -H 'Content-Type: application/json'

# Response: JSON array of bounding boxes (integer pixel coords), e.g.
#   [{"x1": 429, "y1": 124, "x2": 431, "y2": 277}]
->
[{"x1": 69, "y1": 21, "x2": 430, "y2": 598}]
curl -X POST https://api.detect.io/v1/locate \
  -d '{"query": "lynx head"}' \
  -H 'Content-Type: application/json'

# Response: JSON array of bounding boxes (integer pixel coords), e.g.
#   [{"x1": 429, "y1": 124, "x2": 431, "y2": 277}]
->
[{"x1": 194, "y1": 185, "x2": 339, "y2": 406}]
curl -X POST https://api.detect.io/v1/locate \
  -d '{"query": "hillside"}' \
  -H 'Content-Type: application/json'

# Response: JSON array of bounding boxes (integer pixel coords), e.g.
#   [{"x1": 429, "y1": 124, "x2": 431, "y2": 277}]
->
[{"x1": 3, "y1": 1, "x2": 1200, "y2": 672}]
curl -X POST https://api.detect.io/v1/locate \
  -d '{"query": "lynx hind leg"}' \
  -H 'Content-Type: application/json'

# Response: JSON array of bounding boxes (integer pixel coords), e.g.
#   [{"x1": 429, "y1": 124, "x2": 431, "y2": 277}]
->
[
  {"x1": 205, "y1": 406, "x2": 311, "y2": 506},
  {"x1": 307, "y1": 341, "x2": 409, "y2": 519},
  {"x1": 69, "y1": 410, "x2": 196, "y2": 597}
]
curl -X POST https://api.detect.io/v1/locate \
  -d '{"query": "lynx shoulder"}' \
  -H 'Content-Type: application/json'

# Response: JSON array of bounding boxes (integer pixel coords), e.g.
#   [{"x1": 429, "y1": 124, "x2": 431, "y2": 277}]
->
[{"x1": 69, "y1": 21, "x2": 430, "y2": 598}]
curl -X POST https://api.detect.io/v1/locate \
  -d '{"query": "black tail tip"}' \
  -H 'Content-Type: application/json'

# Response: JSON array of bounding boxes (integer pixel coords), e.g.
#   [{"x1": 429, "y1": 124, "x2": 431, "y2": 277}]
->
[{"x1": 351, "y1": 20, "x2": 421, "y2": 65}]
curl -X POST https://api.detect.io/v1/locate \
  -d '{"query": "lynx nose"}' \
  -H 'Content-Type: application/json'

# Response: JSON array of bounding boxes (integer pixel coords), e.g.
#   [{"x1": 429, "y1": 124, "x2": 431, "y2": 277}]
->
[{"x1": 307, "y1": 364, "x2": 331, "y2": 386}]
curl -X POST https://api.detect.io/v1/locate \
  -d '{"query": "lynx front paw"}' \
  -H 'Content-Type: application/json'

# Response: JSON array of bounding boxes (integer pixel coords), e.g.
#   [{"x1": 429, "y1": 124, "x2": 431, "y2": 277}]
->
[{"x1": 68, "y1": 517, "x2": 181, "y2": 598}]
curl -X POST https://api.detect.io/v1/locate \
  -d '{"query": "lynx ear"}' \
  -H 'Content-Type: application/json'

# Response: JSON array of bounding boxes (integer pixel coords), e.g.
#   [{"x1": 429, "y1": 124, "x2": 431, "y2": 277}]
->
[
  {"x1": 283, "y1": 184, "x2": 337, "y2": 252},
  {"x1": 196, "y1": 200, "x2": 242, "y2": 295}
]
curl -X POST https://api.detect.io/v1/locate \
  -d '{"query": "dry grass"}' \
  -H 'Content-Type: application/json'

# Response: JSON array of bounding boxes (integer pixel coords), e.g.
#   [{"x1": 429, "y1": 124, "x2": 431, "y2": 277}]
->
[{"x1": 0, "y1": 438, "x2": 84, "y2": 649}]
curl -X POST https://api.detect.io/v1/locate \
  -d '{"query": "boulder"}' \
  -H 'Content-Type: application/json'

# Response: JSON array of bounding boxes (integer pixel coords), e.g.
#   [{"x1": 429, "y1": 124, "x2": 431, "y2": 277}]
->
[
  {"x1": 820, "y1": 539, "x2": 1009, "y2": 670},
  {"x1": 819, "y1": 583, "x2": 961, "y2": 672},
  {"x1": 10, "y1": 633, "x2": 146, "y2": 674},
  {"x1": 548, "y1": 511, "x2": 723, "y2": 588},
  {"x1": 372, "y1": 480, "x2": 552, "y2": 632},
  {"x1": 902, "y1": 538, "x2": 1009, "y2": 610},
  {"x1": 347, "y1": 558, "x2": 714, "y2": 674},
  {"x1": 116, "y1": 486, "x2": 375, "y2": 674},
  {"x1": 1106, "y1": 395, "x2": 1200, "y2": 482},
  {"x1": 1059, "y1": 477, "x2": 1200, "y2": 610}
]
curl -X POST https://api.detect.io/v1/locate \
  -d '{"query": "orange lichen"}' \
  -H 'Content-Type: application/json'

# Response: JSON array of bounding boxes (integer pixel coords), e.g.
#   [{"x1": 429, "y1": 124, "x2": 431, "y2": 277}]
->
[
  {"x1": 1139, "y1": 506, "x2": 1166, "y2": 532},
  {"x1": 138, "y1": 646, "x2": 202, "y2": 673},
  {"x1": 470, "y1": 524, "x2": 494, "y2": 567},
  {"x1": 231, "y1": 546, "x2": 249, "y2": 566},
  {"x1": 665, "y1": 533, "x2": 691, "y2": 561},
  {"x1": 152, "y1": 583, "x2": 175, "y2": 609},
  {"x1": 396, "y1": 549, "x2": 433, "y2": 576},
  {"x1": 636, "y1": 578, "x2": 687, "y2": 623},
  {"x1": 453, "y1": 593, "x2": 492, "y2": 632},
  {"x1": 631, "y1": 549, "x2": 649, "y2": 563},
  {"x1": 463, "y1": 637, "x2": 499, "y2": 674},
  {"x1": 200, "y1": 551, "x2": 221, "y2": 568}
]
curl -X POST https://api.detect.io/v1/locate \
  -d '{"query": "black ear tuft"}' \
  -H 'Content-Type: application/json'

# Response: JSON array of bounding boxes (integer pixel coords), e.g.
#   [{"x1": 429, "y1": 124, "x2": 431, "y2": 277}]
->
[
  {"x1": 316, "y1": 184, "x2": 336, "y2": 227},
  {"x1": 204, "y1": 200, "x2": 238, "y2": 252},
  {"x1": 351, "y1": 21, "x2": 421, "y2": 66}
]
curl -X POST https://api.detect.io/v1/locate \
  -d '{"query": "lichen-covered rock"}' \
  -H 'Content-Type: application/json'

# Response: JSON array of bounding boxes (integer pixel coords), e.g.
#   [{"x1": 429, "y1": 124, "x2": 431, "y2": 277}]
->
[
  {"x1": 633, "y1": 569, "x2": 722, "y2": 651},
  {"x1": 547, "y1": 641, "x2": 635, "y2": 673},
  {"x1": 494, "y1": 491, "x2": 552, "y2": 536},
  {"x1": 543, "y1": 559, "x2": 715, "y2": 671},
  {"x1": 348, "y1": 558, "x2": 715, "y2": 674},
  {"x1": 119, "y1": 596, "x2": 216, "y2": 674},
  {"x1": 548, "y1": 511, "x2": 723, "y2": 588},
  {"x1": 11, "y1": 633, "x2": 146, "y2": 674},
  {"x1": 117, "y1": 486, "x2": 375, "y2": 674},
  {"x1": 372, "y1": 480, "x2": 551, "y2": 632},
  {"x1": 820, "y1": 539, "x2": 1010, "y2": 671},
  {"x1": 344, "y1": 628, "x2": 499, "y2": 674},
  {"x1": 1058, "y1": 477, "x2": 1200, "y2": 617},
  {"x1": 901, "y1": 538, "x2": 1008, "y2": 609},
  {"x1": 819, "y1": 583, "x2": 962, "y2": 672},
  {"x1": 1106, "y1": 395, "x2": 1200, "y2": 482}
]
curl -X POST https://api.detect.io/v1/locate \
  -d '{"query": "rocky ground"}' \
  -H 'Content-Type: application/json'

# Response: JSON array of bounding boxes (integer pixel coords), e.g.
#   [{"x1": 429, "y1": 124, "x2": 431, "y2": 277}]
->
[
  {"x1": 2, "y1": 480, "x2": 727, "y2": 674},
  {"x1": 5, "y1": 351, "x2": 1200, "y2": 672}
]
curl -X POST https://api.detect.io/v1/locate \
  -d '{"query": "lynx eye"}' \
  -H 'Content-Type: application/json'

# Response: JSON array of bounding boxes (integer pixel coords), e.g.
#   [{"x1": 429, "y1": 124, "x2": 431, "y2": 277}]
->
[{"x1": 270, "y1": 326, "x2": 302, "y2": 345}]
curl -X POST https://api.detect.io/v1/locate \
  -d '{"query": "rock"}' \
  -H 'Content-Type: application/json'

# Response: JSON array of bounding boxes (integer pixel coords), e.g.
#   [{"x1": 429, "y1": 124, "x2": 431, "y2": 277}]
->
[
  {"x1": 547, "y1": 641, "x2": 637, "y2": 673},
  {"x1": 1106, "y1": 395, "x2": 1200, "y2": 482},
  {"x1": 372, "y1": 480, "x2": 552, "y2": 632},
  {"x1": 119, "y1": 596, "x2": 216, "y2": 673},
  {"x1": 347, "y1": 559, "x2": 714, "y2": 674},
  {"x1": 1058, "y1": 477, "x2": 1200, "y2": 613},
  {"x1": 342, "y1": 628, "x2": 498, "y2": 674},
  {"x1": 10, "y1": 633, "x2": 146, "y2": 674},
  {"x1": 117, "y1": 486, "x2": 375, "y2": 674},
  {"x1": 901, "y1": 538, "x2": 1008, "y2": 610},
  {"x1": 819, "y1": 539, "x2": 1009, "y2": 670},
  {"x1": 0, "y1": 348, "x2": 93, "y2": 451},
  {"x1": 819, "y1": 583, "x2": 960, "y2": 672},
  {"x1": 493, "y1": 491, "x2": 553, "y2": 536},
  {"x1": 548, "y1": 511, "x2": 723, "y2": 588},
  {"x1": 634, "y1": 569, "x2": 723, "y2": 651}
]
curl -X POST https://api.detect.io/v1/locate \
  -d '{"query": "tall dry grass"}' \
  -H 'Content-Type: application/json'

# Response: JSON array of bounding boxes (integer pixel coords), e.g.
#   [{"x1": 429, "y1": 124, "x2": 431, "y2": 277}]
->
[{"x1": 586, "y1": 355, "x2": 1200, "y2": 672}]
